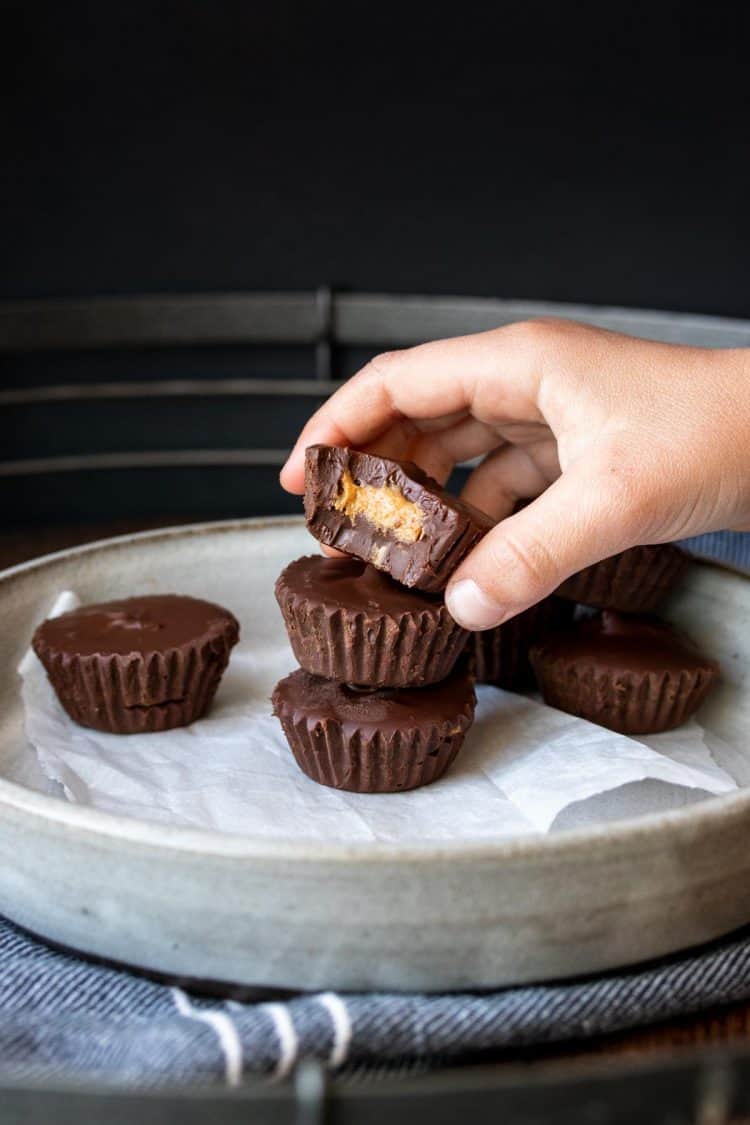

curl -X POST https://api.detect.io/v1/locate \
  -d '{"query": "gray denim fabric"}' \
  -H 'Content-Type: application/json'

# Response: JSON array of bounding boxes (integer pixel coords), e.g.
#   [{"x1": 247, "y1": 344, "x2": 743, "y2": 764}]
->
[
  {"x1": 0, "y1": 918, "x2": 750, "y2": 1087},
  {"x1": 681, "y1": 530, "x2": 750, "y2": 573}
]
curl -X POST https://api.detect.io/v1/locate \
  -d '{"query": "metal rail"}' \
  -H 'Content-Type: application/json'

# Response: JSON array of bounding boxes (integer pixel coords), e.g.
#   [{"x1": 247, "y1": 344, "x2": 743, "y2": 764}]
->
[
  {"x1": 3, "y1": 289, "x2": 750, "y2": 506},
  {"x1": 2, "y1": 290, "x2": 750, "y2": 353}
]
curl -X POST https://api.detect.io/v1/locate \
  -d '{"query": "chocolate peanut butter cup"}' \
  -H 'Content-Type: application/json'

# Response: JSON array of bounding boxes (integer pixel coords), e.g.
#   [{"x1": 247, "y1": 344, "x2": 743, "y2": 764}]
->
[
  {"x1": 272, "y1": 664, "x2": 476, "y2": 792},
  {"x1": 304, "y1": 444, "x2": 494, "y2": 592},
  {"x1": 529, "y1": 610, "x2": 718, "y2": 734},
  {"x1": 276, "y1": 555, "x2": 468, "y2": 688},
  {"x1": 469, "y1": 596, "x2": 574, "y2": 691},
  {"x1": 556, "y1": 544, "x2": 690, "y2": 612},
  {"x1": 32, "y1": 594, "x2": 239, "y2": 734}
]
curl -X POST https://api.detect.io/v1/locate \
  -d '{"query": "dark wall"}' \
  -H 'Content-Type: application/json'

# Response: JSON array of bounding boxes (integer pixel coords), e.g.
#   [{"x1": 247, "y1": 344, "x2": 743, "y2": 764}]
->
[
  {"x1": 2, "y1": 2, "x2": 748, "y2": 529},
  {"x1": 2, "y1": 1, "x2": 749, "y2": 315}
]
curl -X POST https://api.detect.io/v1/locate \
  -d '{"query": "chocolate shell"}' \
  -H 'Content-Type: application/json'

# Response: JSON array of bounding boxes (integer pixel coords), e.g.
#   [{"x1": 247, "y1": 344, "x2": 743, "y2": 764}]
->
[
  {"x1": 556, "y1": 544, "x2": 690, "y2": 612},
  {"x1": 529, "y1": 610, "x2": 718, "y2": 734},
  {"x1": 276, "y1": 555, "x2": 468, "y2": 688},
  {"x1": 272, "y1": 664, "x2": 476, "y2": 792},
  {"x1": 304, "y1": 444, "x2": 494, "y2": 592},
  {"x1": 469, "y1": 596, "x2": 575, "y2": 691},
  {"x1": 32, "y1": 594, "x2": 239, "y2": 734}
]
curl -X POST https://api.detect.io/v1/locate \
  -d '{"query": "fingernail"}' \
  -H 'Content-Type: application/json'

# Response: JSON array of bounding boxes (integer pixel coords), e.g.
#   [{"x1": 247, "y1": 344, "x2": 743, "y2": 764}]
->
[{"x1": 446, "y1": 579, "x2": 506, "y2": 630}]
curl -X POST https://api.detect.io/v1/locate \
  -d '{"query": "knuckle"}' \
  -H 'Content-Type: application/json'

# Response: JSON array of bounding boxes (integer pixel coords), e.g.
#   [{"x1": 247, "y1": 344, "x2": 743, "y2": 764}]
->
[
  {"x1": 527, "y1": 315, "x2": 568, "y2": 333},
  {"x1": 512, "y1": 316, "x2": 569, "y2": 348},
  {"x1": 500, "y1": 318, "x2": 581, "y2": 383},
  {"x1": 368, "y1": 349, "x2": 403, "y2": 374},
  {"x1": 486, "y1": 529, "x2": 558, "y2": 605}
]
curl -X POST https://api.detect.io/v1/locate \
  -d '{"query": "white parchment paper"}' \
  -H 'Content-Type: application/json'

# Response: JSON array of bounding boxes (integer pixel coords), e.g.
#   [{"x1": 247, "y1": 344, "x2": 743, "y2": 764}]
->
[{"x1": 18, "y1": 591, "x2": 737, "y2": 841}]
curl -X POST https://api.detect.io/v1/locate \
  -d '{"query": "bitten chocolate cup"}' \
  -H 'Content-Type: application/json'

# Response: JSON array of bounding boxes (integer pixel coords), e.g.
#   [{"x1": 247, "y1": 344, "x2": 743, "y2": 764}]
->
[
  {"x1": 272, "y1": 664, "x2": 476, "y2": 792},
  {"x1": 529, "y1": 610, "x2": 718, "y2": 735},
  {"x1": 32, "y1": 594, "x2": 240, "y2": 734},
  {"x1": 275, "y1": 555, "x2": 469, "y2": 688},
  {"x1": 469, "y1": 596, "x2": 575, "y2": 691},
  {"x1": 555, "y1": 544, "x2": 690, "y2": 612},
  {"x1": 304, "y1": 444, "x2": 494, "y2": 592}
]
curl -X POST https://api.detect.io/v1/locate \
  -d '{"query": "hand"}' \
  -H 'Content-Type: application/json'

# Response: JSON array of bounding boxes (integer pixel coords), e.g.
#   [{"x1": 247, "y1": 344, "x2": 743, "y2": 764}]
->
[{"x1": 281, "y1": 319, "x2": 750, "y2": 629}]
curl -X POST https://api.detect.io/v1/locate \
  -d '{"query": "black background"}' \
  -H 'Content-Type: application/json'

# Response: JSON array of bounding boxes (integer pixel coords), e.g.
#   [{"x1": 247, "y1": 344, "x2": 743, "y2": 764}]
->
[
  {"x1": 2, "y1": 0, "x2": 749, "y2": 314},
  {"x1": 2, "y1": 1, "x2": 749, "y2": 529}
]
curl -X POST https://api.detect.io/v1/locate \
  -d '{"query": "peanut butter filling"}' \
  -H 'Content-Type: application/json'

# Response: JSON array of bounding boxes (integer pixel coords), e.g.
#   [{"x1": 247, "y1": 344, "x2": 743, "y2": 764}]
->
[{"x1": 333, "y1": 470, "x2": 424, "y2": 544}]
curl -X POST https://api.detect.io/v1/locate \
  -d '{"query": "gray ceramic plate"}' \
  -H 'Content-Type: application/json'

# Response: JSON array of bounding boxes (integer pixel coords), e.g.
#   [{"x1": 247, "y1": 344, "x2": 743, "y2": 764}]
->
[{"x1": 1, "y1": 517, "x2": 749, "y2": 991}]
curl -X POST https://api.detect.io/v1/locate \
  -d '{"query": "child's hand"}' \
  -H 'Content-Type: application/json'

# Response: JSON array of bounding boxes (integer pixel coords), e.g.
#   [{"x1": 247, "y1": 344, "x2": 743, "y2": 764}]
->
[{"x1": 281, "y1": 319, "x2": 750, "y2": 629}]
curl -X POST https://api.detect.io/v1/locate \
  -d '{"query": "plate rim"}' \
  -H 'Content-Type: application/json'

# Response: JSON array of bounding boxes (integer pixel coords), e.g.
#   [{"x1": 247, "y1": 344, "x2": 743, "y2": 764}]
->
[{"x1": 2, "y1": 514, "x2": 749, "y2": 864}]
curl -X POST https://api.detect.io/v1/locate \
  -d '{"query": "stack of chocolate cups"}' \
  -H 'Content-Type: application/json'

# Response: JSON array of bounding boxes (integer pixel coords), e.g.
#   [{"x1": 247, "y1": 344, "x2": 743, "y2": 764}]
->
[
  {"x1": 271, "y1": 445, "x2": 498, "y2": 793},
  {"x1": 272, "y1": 442, "x2": 718, "y2": 777}
]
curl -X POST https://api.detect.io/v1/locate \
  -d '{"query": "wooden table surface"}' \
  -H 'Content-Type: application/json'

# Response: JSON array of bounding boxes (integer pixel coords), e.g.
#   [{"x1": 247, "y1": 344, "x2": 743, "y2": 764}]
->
[{"x1": 4, "y1": 519, "x2": 750, "y2": 1071}]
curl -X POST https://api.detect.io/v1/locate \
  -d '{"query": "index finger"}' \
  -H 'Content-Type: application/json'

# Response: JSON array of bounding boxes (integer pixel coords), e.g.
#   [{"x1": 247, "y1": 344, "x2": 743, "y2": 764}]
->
[{"x1": 279, "y1": 324, "x2": 544, "y2": 493}]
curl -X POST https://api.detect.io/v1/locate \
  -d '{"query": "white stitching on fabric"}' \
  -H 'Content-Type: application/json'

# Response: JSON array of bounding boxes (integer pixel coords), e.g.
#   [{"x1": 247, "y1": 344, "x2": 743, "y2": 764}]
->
[
  {"x1": 318, "y1": 992, "x2": 352, "y2": 1069},
  {"x1": 171, "y1": 987, "x2": 243, "y2": 1087},
  {"x1": 262, "y1": 1002, "x2": 298, "y2": 1082}
]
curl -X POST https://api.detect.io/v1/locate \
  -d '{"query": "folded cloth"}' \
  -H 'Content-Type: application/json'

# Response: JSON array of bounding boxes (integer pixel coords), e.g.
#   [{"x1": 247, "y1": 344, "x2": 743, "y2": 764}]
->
[
  {"x1": 681, "y1": 531, "x2": 750, "y2": 573},
  {"x1": 1, "y1": 915, "x2": 750, "y2": 1088},
  {"x1": 1, "y1": 533, "x2": 746, "y2": 1088}
]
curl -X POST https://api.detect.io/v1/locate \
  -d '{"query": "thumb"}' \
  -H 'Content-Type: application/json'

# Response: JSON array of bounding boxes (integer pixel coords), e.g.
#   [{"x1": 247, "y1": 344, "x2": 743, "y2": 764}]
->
[{"x1": 445, "y1": 454, "x2": 651, "y2": 630}]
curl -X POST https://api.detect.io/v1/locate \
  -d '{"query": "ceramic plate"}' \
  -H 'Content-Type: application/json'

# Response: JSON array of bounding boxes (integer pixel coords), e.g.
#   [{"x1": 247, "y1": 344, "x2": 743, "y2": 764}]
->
[{"x1": 0, "y1": 517, "x2": 748, "y2": 990}]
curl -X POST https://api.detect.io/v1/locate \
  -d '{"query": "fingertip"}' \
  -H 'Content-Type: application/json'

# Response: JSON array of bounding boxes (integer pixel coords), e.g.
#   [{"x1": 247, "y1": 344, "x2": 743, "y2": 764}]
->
[
  {"x1": 445, "y1": 577, "x2": 507, "y2": 631},
  {"x1": 279, "y1": 454, "x2": 305, "y2": 494}
]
